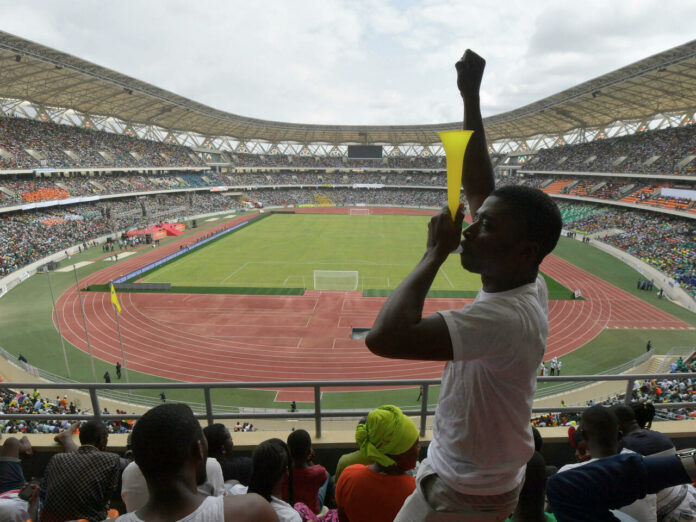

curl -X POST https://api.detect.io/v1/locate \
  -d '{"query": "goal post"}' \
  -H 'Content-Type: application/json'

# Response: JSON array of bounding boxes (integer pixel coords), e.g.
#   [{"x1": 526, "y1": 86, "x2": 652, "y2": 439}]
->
[
  {"x1": 349, "y1": 208, "x2": 370, "y2": 215},
  {"x1": 313, "y1": 270, "x2": 359, "y2": 291}
]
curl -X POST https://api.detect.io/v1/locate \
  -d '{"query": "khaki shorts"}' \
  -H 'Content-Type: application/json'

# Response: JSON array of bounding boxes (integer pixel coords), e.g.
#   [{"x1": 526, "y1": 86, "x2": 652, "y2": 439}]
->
[{"x1": 394, "y1": 459, "x2": 522, "y2": 521}]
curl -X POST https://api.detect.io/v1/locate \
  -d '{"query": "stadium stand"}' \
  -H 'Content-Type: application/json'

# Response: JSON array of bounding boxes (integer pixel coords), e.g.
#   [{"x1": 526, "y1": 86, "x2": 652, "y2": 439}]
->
[
  {"x1": 0, "y1": 117, "x2": 203, "y2": 170},
  {"x1": 526, "y1": 123, "x2": 696, "y2": 176},
  {"x1": 562, "y1": 205, "x2": 695, "y2": 296}
]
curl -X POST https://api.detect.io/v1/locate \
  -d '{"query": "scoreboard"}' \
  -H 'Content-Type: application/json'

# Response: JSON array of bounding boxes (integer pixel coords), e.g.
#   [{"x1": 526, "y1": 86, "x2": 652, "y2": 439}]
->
[{"x1": 347, "y1": 145, "x2": 382, "y2": 159}]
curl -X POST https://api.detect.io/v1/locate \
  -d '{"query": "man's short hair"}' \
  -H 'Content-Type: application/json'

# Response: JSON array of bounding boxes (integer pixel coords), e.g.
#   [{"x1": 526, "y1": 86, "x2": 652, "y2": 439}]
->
[
  {"x1": 79, "y1": 420, "x2": 107, "y2": 446},
  {"x1": 490, "y1": 185, "x2": 562, "y2": 264},
  {"x1": 203, "y1": 423, "x2": 228, "y2": 457},
  {"x1": 611, "y1": 404, "x2": 636, "y2": 425},
  {"x1": 287, "y1": 429, "x2": 312, "y2": 459},
  {"x1": 581, "y1": 405, "x2": 618, "y2": 448},
  {"x1": 132, "y1": 403, "x2": 202, "y2": 480}
]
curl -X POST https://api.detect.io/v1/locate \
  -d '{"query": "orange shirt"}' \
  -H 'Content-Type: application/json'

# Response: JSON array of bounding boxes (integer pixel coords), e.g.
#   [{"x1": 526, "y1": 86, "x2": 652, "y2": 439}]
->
[{"x1": 336, "y1": 464, "x2": 415, "y2": 522}]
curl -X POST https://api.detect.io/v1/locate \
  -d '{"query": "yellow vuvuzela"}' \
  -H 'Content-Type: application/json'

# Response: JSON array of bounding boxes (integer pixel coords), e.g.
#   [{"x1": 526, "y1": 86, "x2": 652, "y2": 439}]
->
[{"x1": 439, "y1": 130, "x2": 473, "y2": 220}]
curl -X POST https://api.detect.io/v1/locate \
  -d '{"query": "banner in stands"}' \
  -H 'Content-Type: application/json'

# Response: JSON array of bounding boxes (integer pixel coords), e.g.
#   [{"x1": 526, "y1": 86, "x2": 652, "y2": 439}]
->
[
  {"x1": 660, "y1": 188, "x2": 696, "y2": 201},
  {"x1": 21, "y1": 195, "x2": 99, "y2": 210}
]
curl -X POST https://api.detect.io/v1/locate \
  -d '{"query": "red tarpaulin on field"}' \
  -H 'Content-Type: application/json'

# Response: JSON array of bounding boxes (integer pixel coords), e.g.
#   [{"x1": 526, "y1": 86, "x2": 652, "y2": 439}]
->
[{"x1": 126, "y1": 223, "x2": 185, "y2": 239}]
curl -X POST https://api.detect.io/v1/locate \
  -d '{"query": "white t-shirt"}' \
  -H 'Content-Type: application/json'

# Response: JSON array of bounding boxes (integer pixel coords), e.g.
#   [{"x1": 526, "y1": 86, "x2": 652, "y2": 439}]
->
[
  {"x1": 558, "y1": 451, "x2": 656, "y2": 522},
  {"x1": 114, "y1": 495, "x2": 223, "y2": 521},
  {"x1": 228, "y1": 484, "x2": 301, "y2": 522},
  {"x1": 122, "y1": 458, "x2": 225, "y2": 512},
  {"x1": 429, "y1": 273, "x2": 548, "y2": 495}
]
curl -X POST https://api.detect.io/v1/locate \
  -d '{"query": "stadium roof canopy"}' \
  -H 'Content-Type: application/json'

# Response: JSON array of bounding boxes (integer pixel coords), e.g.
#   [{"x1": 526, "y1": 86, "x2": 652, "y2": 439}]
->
[{"x1": 1, "y1": 30, "x2": 696, "y2": 147}]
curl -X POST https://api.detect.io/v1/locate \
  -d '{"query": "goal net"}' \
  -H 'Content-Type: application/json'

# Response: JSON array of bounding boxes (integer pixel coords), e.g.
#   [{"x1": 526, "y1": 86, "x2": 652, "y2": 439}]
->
[
  {"x1": 349, "y1": 208, "x2": 370, "y2": 215},
  {"x1": 313, "y1": 270, "x2": 359, "y2": 290}
]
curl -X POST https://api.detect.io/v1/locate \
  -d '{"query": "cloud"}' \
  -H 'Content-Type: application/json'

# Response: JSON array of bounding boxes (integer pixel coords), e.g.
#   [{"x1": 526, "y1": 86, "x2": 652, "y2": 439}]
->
[{"x1": 1, "y1": 0, "x2": 694, "y2": 127}]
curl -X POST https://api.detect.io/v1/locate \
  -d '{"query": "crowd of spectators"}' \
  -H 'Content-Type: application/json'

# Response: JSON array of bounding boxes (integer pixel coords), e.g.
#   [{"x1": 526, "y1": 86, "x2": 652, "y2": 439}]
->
[
  {"x1": 0, "y1": 388, "x2": 132, "y2": 435},
  {"x1": 527, "y1": 123, "x2": 696, "y2": 176},
  {"x1": 1, "y1": 400, "x2": 694, "y2": 521},
  {"x1": 0, "y1": 117, "x2": 204, "y2": 170},
  {"x1": 563, "y1": 205, "x2": 696, "y2": 296},
  {"x1": 229, "y1": 151, "x2": 446, "y2": 170},
  {"x1": 243, "y1": 187, "x2": 444, "y2": 208},
  {"x1": 0, "y1": 192, "x2": 241, "y2": 277}
]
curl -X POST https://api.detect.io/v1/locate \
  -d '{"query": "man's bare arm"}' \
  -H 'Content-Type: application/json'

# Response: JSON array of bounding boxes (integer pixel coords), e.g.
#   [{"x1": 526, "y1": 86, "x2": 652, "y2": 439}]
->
[
  {"x1": 365, "y1": 207, "x2": 462, "y2": 361},
  {"x1": 456, "y1": 50, "x2": 494, "y2": 218}
]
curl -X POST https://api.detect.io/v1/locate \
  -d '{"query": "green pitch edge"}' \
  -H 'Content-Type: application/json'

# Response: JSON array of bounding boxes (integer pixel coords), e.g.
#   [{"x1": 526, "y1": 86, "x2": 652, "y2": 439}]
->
[{"x1": 86, "y1": 284, "x2": 304, "y2": 296}]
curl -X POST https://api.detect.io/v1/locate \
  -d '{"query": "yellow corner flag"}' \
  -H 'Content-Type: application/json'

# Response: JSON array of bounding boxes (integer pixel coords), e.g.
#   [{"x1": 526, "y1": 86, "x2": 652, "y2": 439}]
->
[{"x1": 110, "y1": 283, "x2": 121, "y2": 314}]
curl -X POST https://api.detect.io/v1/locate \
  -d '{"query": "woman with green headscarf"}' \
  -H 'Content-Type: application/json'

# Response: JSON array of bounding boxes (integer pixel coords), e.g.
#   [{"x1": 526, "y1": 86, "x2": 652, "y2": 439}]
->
[{"x1": 335, "y1": 405, "x2": 420, "y2": 522}]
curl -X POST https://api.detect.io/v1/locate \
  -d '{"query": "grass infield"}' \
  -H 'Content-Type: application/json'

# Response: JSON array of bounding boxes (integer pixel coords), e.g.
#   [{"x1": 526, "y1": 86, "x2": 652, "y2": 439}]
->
[{"x1": 137, "y1": 214, "x2": 572, "y2": 299}]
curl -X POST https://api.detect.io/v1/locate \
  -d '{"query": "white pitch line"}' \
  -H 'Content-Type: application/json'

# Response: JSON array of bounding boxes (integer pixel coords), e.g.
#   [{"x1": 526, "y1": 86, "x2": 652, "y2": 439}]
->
[
  {"x1": 220, "y1": 262, "x2": 249, "y2": 283},
  {"x1": 440, "y1": 268, "x2": 454, "y2": 288}
]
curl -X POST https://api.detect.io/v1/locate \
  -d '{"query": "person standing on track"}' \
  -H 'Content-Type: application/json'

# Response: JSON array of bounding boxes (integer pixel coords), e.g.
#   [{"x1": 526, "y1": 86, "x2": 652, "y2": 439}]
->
[{"x1": 366, "y1": 49, "x2": 562, "y2": 520}]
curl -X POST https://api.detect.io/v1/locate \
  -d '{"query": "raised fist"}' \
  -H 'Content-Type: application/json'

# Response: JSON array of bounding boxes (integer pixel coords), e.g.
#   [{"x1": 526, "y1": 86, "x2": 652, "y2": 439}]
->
[{"x1": 455, "y1": 49, "x2": 486, "y2": 98}]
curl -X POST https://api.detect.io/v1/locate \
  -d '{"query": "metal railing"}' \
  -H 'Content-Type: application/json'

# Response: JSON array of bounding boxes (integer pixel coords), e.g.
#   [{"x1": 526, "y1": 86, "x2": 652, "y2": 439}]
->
[{"x1": 3, "y1": 374, "x2": 696, "y2": 438}]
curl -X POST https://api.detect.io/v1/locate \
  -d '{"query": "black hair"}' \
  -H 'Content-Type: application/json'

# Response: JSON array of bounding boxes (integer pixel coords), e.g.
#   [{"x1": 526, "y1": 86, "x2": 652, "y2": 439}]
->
[
  {"x1": 131, "y1": 403, "x2": 203, "y2": 480},
  {"x1": 248, "y1": 438, "x2": 293, "y2": 504},
  {"x1": 79, "y1": 420, "x2": 107, "y2": 446},
  {"x1": 632, "y1": 401, "x2": 656, "y2": 429},
  {"x1": 532, "y1": 426, "x2": 543, "y2": 452},
  {"x1": 490, "y1": 185, "x2": 563, "y2": 264},
  {"x1": 287, "y1": 429, "x2": 312, "y2": 460},
  {"x1": 580, "y1": 405, "x2": 618, "y2": 449},
  {"x1": 513, "y1": 451, "x2": 547, "y2": 518},
  {"x1": 611, "y1": 404, "x2": 636, "y2": 426},
  {"x1": 203, "y1": 423, "x2": 228, "y2": 458}
]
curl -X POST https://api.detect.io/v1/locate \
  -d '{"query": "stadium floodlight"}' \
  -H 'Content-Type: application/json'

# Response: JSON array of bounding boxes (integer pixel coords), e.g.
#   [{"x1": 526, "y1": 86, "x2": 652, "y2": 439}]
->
[{"x1": 313, "y1": 270, "x2": 359, "y2": 291}]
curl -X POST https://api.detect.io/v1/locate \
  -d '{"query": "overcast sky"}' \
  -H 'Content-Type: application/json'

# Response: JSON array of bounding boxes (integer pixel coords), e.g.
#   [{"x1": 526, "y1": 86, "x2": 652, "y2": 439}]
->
[{"x1": 2, "y1": 0, "x2": 695, "y2": 125}]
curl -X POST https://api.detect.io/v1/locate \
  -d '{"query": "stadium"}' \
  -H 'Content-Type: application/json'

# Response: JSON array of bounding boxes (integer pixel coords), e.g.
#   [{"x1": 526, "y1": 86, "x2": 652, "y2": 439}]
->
[{"x1": 0, "y1": 21, "x2": 695, "y2": 520}]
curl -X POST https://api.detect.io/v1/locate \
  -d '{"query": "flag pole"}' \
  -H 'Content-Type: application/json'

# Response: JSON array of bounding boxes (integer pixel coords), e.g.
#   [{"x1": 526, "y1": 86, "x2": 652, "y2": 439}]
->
[
  {"x1": 72, "y1": 264, "x2": 96, "y2": 382},
  {"x1": 46, "y1": 268, "x2": 71, "y2": 378},
  {"x1": 111, "y1": 282, "x2": 130, "y2": 384}
]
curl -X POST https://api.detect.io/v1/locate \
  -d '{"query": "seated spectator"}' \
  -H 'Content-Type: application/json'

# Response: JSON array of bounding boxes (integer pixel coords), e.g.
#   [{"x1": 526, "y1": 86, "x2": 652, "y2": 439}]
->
[
  {"x1": 113, "y1": 403, "x2": 275, "y2": 522},
  {"x1": 547, "y1": 452, "x2": 696, "y2": 521},
  {"x1": 203, "y1": 423, "x2": 252, "y2": 486},
  {"x1": 121, "y1": 451, "x2": 224, "y2": 512},
  {"x1": 335, "y1": 405, "x2": 419, "y2": 522},
  {"x1": 613, "y1": 403, "x2": 675, "y2": 456},
  {"x1": 614, "y1": 403, "x2": 696, "y2": 520},
  {"x1": 286, "y1": 429, "x2": 332, "y2": 516},
  {"x1": 229, "y1": 438, "x2": 301, "y2": 522},
  {"x1": 506, "y1": 451, "x2": 555, "y2": 522},
  {"x1": 0, "y1": 435, "x2": 32, "y2": 494},
  {"x1": 41, "y1": 420, "x2": 121, "y2": 522},
  {"x1": 556, "y1": 406, "x2": 656, "y2": 521},
  {"x1": 333, "y1": 418, "x2": 373, "y2": 483}
]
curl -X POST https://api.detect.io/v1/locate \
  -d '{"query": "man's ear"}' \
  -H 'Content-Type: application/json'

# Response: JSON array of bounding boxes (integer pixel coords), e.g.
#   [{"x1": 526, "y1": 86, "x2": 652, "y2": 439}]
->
[
  {"x1": 517, "y1": 240, "x2": 540, "y2": 267},
  {"x1": 194, "y1": 439, "x2": 205, "y2": 462}
]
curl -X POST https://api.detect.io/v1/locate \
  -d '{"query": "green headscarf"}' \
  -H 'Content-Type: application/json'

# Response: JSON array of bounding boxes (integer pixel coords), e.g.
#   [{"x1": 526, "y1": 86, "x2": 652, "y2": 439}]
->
[{"x1": 355, "y1": 405, "x2": 419, "y2": 468}]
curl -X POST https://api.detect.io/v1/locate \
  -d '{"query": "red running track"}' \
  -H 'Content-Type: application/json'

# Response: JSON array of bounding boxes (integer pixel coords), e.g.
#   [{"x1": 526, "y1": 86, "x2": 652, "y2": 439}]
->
[{"x1": 54, "y1": 209, "x2": 693, "y2": 401}]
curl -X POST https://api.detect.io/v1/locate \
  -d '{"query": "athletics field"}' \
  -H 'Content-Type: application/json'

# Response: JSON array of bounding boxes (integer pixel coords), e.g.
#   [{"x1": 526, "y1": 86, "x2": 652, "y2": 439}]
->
[{"x1": 0, "y1": 208, "x2": 694, "y2": 410}]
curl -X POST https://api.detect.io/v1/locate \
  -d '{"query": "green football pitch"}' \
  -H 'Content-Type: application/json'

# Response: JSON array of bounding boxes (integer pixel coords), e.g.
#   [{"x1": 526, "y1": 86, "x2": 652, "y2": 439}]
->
[{"x1": 140, "y1": 214, "x2": 570, "y2": 297}]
